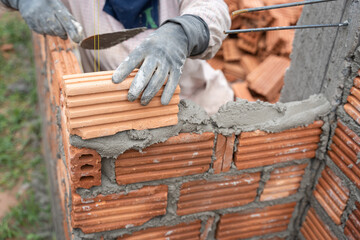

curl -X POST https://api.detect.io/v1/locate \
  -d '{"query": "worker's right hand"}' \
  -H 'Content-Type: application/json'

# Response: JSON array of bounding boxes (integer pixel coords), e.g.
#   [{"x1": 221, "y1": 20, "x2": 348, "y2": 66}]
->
[{"x1": 1, "y1": 0, "x2": 83, "y2": 43}]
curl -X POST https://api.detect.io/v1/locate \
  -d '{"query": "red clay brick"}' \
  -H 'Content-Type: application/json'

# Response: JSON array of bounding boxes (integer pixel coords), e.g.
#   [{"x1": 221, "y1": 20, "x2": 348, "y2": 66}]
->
[
  {"x1": 232, "y1": 82, "x2": 255, "y2": 101},
  {"x1": 61, "y1": 108, "x2": 102, "y2": 190},
  {"x1": 236, "y1": 121, "x2": 322, "y2": 170},
  {"x1": 354, "y1": 77, "x2": 360, "y2": 89},
  {"x1": 247, "y1": 55, "x2": 290, "y2": 101},
  {"x1": 261, "y1": 164, "x2": 307, "y2": 201},
  {"x1": 223, "y1": 39, "x2": 243, "y2": 62},
  {"x1": 207, "y1": 57, "x2": 225, "y2": 70},
  {"x1": 71, "y1": 185, "x2": 168, "y2": 234},
  {"x1": 237, "y1": 37, "x2": 258, "y2": 54},
  {"x1": 222, "y1": 134, "x2": 235, "y2": 172},
  {"x1": 337, "y1": 121, "x2": 360, "y2": 145},
  {"x1": 62, "y1": 71, "x2": 180, "y2": 139},
  {"x1": 344, "y1": 202, "x2": 360, "y2": 240},
  {"x1": 350, "y1": 87, "x2": 360, "y2": 101},
  {"x1": 235, "y1": 121, "x2": 323, "y2": 169},
  {"x1": 240, "y1": 54, "x2": 260, "y2": 74},
  {"x1": 313, "y1": 167, "x2": 349, "y2": 225},
  {"x1": 216, "y1": 202, "x2": 296, "y2": 240},
  {"x1": 117, "y1": 220, "x2": 201, "y2": 240},
  {"x1": 116, "y1": 133, "x2": 214, "y2": 184},
  {"x1": 348, "y1": 95, "x2": 360, "y2": 112},
  {"x1": 200, "y1": 217, "x2": 215, "y2": 240},
  {"x1": 344, "y1": 103, "x2": 360, "y2": 125},
  {"x1": 223, "y1": 62, "x2": 246, "y2": 81},
  {"x1": 214, "y1": 134, "x2": 235, "y2": 174},
  {"x1": 214, "y1": 134, "x2": 227, "y2": 174},
  {"x1": 177, "y1": 173, "x2": 261, "y2": 216},
  {"x1": 300, "y1": 208, "x2": 337, "y2": 240}
]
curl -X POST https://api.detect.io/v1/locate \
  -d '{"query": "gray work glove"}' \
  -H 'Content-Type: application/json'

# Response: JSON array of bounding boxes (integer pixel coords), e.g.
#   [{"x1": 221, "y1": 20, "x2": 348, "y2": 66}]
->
[
  {"x1": 1, "y1": 0, "x2": 83, "y2": 43},
  {"x1": 112, "y1": 15, "x2": 210, "y2": 105}
]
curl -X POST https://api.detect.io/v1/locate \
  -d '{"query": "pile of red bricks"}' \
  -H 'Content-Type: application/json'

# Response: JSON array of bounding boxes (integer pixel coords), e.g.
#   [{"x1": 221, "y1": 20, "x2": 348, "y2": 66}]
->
[{"x1": 209, "y1": 0, "x2": 302, "y2": 103}]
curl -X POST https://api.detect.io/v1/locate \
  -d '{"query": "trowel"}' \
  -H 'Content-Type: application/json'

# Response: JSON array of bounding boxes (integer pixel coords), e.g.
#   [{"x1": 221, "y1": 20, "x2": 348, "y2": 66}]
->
[{"x1": 79, "y1": 27, "x2": 147, "y2": 50}]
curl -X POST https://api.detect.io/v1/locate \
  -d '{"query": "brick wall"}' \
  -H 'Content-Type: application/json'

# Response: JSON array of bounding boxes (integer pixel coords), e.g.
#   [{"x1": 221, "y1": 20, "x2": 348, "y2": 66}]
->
[
  {"x1": 33, "y1": 33, "x2": 332, "y2": 239},
  {"x1": 32, "y1": 1, "x2": 360, "y2": 239}
]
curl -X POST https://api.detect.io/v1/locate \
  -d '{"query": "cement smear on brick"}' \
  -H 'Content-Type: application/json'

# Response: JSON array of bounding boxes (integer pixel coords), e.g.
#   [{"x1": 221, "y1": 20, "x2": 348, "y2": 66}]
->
[{"x1": 70, "y1": 94, "x2": 330, "y2": 159}]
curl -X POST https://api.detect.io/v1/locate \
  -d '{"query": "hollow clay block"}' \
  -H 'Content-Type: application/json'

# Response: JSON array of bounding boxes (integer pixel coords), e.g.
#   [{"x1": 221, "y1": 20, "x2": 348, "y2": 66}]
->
[{"x1": 62, "y1": 70, "x2": 180, "y2": 139}]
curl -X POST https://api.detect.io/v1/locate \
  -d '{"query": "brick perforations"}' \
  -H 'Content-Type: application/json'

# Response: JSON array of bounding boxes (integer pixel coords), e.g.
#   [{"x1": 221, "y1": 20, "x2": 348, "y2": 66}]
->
[
  {"x1": 62, "y1": 70, "x2": 180, "y2": 139},
  {"x1": 177, "y1": 173, "x2": 260, "y2": 216},
  {"x1": 313, "y1": 166, "x2": 349, "y2": 225},
  {"x1": 260, "y1": 164, "x2": 307, "y2": 201},
  {"x1": 71, "y1": 185, "x2": 168, "y2": 234},
  {"x1": 235, "y1": 121, "x2": 323, "y2": 170},
  {"x1": 345, "y1": 202, "x2": 360, "y2": 240},
  {"x1": 116, "y1": 133, "x2": 214, "y2": 185},
  {"x1": 300, "y1": 208, "x2": 337, "y2": 240},
  {"x1": 61, "y1": 107, "x2": 102, "y2": 190},
  {"x1": 216, "y1": 202, "x2": 296, "y2": 240},
  {"x1": 344, "y1": 76, "x2": 360, "y2": 124},
  {"x1": 328, "y1": 121, "x2": 360, "y2": 189}
]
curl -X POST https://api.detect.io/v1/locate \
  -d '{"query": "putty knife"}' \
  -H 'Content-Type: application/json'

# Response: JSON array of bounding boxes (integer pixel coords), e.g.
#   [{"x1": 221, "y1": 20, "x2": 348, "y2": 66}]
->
[{"x1": 80, "y1": 27, "x2": 147, "y2": 50}]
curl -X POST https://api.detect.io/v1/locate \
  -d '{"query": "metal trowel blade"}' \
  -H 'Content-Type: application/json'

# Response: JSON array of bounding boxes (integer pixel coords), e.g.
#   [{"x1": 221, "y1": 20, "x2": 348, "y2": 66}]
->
[{"x1": 80, "y1": 27, "x2": 147, "y2": 50}]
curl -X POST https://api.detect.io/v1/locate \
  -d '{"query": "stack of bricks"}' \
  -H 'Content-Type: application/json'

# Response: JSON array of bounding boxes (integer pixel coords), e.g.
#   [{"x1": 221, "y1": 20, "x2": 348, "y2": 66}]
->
[
  {"x1": 33, "y1": 32, "x2": 337, "y2": 239},
  {"x1": 208, "y1": 0, "x2": 302, "y2": 103}
]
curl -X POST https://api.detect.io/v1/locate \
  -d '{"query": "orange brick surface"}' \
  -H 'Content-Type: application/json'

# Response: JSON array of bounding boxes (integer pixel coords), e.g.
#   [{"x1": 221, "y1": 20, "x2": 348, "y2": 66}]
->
[
  {"x1": 247, "y1": 55, "x2": 290, "y2": 101},
  {"x1": 223, "y1": 39, "x2": 243, "y2": 62},
  {"x1": 216, "y1": 202, "x2": 296, "y2": 240},
  {"x1": 328, "y1": 121, "x2": 360, "y2": 189},
  {"x1": 115, "y1": 133, "x2": 214, "y2": 185},
  {"x1": 214, "y1": 134, "x2": 235, "y2": 174},
  {"x1": 345, "y1": 202, "x2": 360, "y2": 240},
  {"x1": 177, "y1": 173, "x2": 260, "y2": 216},
  {"x1": 235, "y1": 121, "x2": 323, "y2": 170},
  {"x1": 300, "y1": 208, "x2": 337, "y2": 240},
  {"x1": 313, "y1": 166, "x2": 349, "y2": 225},
  {"x1": 260, "y1": 164, "x2": 307, "y2": 201},
  {"x1": 117, "y1": 220, "x2": 201, "y2": 240},
  {"x1": 62, "y1": 70, "x2": 180, "y2": 139},
  {"x1": 232, "y1": 82, "x2": 255, "y2": 101},
  {"x1": 71, "y1": 185, "x2": 168, "y2": 234}
]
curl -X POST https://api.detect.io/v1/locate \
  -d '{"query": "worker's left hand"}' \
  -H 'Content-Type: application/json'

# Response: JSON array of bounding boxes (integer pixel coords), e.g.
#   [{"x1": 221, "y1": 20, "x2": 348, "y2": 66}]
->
[{"x1": 112, "y1": 15, "x2": 210, "y2": 105}]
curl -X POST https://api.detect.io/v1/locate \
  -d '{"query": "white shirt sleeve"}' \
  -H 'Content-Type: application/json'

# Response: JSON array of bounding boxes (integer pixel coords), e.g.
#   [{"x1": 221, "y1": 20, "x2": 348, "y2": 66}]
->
[{"x1": 179, "y1": 0, "x2": 231, "y2": 60}]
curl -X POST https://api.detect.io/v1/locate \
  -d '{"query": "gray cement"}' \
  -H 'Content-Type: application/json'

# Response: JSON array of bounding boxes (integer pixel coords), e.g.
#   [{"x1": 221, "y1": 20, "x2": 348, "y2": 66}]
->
[{"x1": 70, "y1": 94, "x2": 330, "y2": 159}]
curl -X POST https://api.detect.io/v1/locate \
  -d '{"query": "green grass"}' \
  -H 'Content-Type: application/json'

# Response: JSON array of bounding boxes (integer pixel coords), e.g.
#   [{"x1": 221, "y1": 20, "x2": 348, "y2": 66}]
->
[{"x1": 0, "y1": 12, "x2": 52, "y2": 239}]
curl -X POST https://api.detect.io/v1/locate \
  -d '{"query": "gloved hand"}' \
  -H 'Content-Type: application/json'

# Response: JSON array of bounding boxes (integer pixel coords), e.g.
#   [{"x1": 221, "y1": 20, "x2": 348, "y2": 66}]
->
[
  {"x1": 1, "y1": 0, "x2": 83, "y2": 43},
  {"x1": 112, "y1": 15, "x2": 210, "y2": 105}
]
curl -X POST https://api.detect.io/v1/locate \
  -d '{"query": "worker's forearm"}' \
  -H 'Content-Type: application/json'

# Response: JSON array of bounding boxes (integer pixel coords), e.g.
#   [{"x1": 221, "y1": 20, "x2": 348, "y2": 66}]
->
[
  {"x1": 179, "y1": 0, "x2": 231, "y2": 60},
  {"x1": 163, "y1": 15, "x2": 210, "y2": 57}
]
